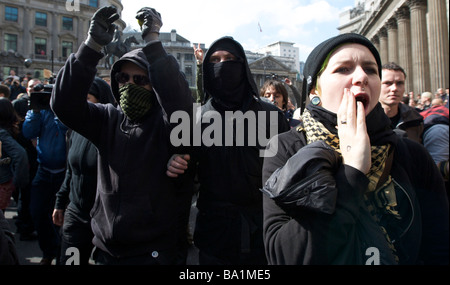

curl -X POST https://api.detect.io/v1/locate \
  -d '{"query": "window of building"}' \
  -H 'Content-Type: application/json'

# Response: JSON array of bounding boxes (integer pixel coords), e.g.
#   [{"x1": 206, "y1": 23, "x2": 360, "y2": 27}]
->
[
  {"x1": 62, "y1": 16, "x2": 73, "y2": 31},
  {"x1": 62, "y1": 41, "x2": 73, "y2": 58},
  {"x1": 185, "y1": 65, "x2": 193, "y2": 76},
  {"x1": 89, "y1": 0, "x2": 99, "y2": 7},
  {"x1": 4, "y1": 34, "x2": 17, "y2": 51},
  {"x1": 35, "y1": 12, "x2": 47, "y2": 26},
  {"x1": 5, "y1": 6, "x2": 18, "y2": 22},
  {"x1": 35, "y1": 38, "x2": 47, "y2": 56},
  {"x1": 185, "y1": 54, "x2": 194, "y2": 61}
]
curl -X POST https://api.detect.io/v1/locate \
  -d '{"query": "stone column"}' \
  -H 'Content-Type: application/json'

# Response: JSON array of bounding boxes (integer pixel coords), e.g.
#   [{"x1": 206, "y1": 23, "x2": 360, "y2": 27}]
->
[
  {"x1": 371, "y1": 35, "x2": 380, "y2": 55},
  {"x1": 378, "y1": 27, "x2": 389, "y2": 65},
  {"x1": 409, "y1": 0, "x2": 430, "y2": 94},
  {"x1": 387, "y1": 18, "x2": 399, "y2": 63},
  {"x1": 396, "y1": 6, "x2": 414, "y2": 93},
  {"x1": 428, "y1": 0, "x2": 449, "y2": 92}
]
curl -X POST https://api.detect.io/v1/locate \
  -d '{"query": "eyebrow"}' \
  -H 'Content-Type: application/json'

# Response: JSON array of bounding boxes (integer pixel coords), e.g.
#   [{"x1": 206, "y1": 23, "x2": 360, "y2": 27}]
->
[{"x1": 332, "y1": 59, "x2": 378, "y2": 67}]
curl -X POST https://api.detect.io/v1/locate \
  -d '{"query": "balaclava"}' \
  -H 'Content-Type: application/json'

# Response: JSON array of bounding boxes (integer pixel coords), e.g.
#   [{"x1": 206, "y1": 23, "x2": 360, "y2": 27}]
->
[{"x1": 203, "y1": 37, "x2": 253, "y2": 111}]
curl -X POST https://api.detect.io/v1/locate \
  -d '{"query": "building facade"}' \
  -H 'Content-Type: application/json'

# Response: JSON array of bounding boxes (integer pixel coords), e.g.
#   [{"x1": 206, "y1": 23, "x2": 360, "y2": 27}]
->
[
  {"x1": 338, "y1": 0, "x2": 449, "y2": 96},
  {"x1": 123, "y1": 29, "x2": 301, "y2": 98},
  {"x1": 257, "y1": 41, "x2": 300, "y2": 74},
  {"x1": 0, "y1": 0, "x2": 125, "y2": 80}
]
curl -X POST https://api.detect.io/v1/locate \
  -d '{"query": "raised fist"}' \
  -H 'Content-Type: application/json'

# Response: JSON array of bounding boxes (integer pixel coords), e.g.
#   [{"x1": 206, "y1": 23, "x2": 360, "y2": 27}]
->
[
  {"x1": 85, "y1": 6, "x2": 120, "y2": 51},
  {"x1": 136, "y1": 7, "x2": 163, "y2": 42}
]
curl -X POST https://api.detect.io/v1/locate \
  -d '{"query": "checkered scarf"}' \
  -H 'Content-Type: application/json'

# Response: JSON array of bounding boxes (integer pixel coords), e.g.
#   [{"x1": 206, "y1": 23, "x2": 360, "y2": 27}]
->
[{"x1": 301, "y1": 109, "x2": 391, "y2": 192}]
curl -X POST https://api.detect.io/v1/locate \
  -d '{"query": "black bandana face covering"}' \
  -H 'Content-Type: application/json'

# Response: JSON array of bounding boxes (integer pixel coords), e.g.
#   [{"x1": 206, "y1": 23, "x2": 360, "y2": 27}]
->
[
  {"x1": 206, "y1": 60, "x2": 246, "y2": 110},
  {"x1": 119, "y1": 83, "x2": 154, "y2": 122}
]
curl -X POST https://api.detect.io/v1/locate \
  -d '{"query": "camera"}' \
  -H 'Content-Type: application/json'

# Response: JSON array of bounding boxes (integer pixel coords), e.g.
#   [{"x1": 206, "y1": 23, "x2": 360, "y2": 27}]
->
[
  {"x1": 269, "y1": 73, "x2": 286, "y2": 83},
  {"x1": 29, "y1": 83, "x2": 53, "y2": 110}
]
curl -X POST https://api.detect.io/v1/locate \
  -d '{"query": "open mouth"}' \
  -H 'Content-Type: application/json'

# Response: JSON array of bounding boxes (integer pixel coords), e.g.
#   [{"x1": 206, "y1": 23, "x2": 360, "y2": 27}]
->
[{"x1": 355, "y1": 93, "x2": 369, "y2": 110}]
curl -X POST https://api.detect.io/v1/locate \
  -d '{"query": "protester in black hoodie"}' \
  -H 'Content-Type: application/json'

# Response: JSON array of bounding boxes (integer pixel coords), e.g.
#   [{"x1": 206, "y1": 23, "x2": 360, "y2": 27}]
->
[
  {"x1": 51, "y1": 6, "x2": 194, "y2": 265},
  {"x1": 52, "y1": 77, "x2": 116, "y2": 265},
  {"x1": 167, "y1": 36, "x2": 290, "y2": 265}
]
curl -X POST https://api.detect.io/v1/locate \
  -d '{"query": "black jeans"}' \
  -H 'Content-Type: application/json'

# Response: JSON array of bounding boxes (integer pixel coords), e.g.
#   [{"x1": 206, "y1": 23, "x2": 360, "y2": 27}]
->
[
  {"x1": 59, "y1": 206, "x2": 94, "y2": 265},
  {"x1": 30, "y1": 166, "x2": 65, "y2": 260}
]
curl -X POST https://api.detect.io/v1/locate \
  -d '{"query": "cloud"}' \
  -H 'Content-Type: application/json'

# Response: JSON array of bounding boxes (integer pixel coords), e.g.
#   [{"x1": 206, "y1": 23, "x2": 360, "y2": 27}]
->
[{"x1": 121, "y1": 0, "x2": 352, "y2": 60}]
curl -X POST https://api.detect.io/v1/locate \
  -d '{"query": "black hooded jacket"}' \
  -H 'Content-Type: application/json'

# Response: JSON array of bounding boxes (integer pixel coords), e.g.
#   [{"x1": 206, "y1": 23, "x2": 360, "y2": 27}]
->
[
  {"x1": 51, "y1": 41, "x2": 194, "y2": 262},
  {"x1": 196, "y1": 37, "x2": 289, "y2": 209},
  {"x1": 191, "y1": 37, "x2": 290, "y2": 263}
]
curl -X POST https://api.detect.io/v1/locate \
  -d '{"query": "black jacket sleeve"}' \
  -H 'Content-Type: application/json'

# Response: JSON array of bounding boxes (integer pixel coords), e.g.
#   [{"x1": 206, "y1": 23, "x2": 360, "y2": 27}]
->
[
  {"x1": 51, "y1": 43, "x2": 107, "y2": 145},
  {"x1": 142, "y1": 41, "x2": 194, "y2": 128},
  {"x1": 262, "y1": 130, "x2": 382, "y2": 265}
]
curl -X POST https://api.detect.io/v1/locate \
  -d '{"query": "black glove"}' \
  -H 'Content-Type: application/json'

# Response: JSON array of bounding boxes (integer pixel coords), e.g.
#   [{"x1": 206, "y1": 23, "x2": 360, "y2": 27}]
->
[
  {"x1": 85, "y1": 6, "x2": 120, "y2": 52},
  {"x1": 136, "y1": 7, "x2": 163, "y2": 43}
]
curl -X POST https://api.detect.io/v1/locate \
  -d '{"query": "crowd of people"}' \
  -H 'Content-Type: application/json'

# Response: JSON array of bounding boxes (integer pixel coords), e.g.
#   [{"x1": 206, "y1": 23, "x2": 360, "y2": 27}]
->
[{"x1": 0, "y1": 6, "x2": 448, "y2": 266}]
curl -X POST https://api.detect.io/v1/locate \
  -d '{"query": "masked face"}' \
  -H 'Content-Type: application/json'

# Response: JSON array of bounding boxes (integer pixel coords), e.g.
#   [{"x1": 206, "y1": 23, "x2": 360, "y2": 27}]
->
[
  {"x1": 207, "y1": 60, "x2": 244, "y2": 91},
  {"x1": 205, "y1": 50, "x2": 246, "y2": 109},
  {"x1": 119, "y1": 83, "x2": 154, "y2": 122}
]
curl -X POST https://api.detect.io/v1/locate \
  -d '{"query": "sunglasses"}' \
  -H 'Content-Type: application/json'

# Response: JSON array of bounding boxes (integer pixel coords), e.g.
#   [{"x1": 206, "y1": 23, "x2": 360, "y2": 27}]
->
[{"x1": 115, "y1": 72, "x2": 150, "y2": 86}]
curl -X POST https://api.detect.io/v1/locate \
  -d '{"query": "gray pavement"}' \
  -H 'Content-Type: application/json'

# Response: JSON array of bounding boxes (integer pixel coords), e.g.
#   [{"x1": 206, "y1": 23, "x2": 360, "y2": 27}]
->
[{"x1": 4, "y1": 196, "x2": 199, "y2": 265}]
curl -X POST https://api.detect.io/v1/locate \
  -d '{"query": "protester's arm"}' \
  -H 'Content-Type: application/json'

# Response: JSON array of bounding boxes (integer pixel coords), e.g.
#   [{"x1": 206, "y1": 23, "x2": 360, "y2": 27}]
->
[
  {"x1": 194, "y1": 43, "x2": 204, "y2": 104},
  {"x1": 137, "y1": 7, "x2": 194, "y2": 127},
  {"x1": 0, "y1": 131, "x2": 29, "y2": 190},
  {"x1": 196, "y1": 63, "x2": 204, "y2": 104},
  {"x1": 53, "y1": 167, "x2": 71, "y2": 227},
  {"x1": 51, "y1": 6, "x2": 118, "y2": 144},
  {"x1": 142, "y1": 42, "x2": 193, "y2": 123},
  {"x1": 284, "y1": 78, "x2": 301, "y2": 108},
  {"x1": 22, "y1": 110, "x2": 42, "y2": 140}
]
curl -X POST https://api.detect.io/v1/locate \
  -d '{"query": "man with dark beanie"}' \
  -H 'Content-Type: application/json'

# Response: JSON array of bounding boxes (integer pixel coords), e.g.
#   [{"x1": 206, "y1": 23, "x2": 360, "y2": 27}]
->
[
  {"x1": 261, "y1": 33, "x2": 448, "y2": 265},
  {"x1": 51, "y1": 6, "x2": 194, "y2": 265},
  {"x1": 167, "y1": 36, "x2": 290, "y2": 265}
]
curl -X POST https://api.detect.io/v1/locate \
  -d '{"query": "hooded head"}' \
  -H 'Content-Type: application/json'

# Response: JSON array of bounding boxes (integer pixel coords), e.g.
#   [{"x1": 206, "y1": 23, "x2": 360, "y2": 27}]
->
[
  {"x1": 301, "y1": 33, "x2": 382, "y2": 112},
  {"x1": 89, "y1": 77, "x2": 116, "y2": 105},
  {"x1": 203, "y1": 36, "x2": 258, "y2": 111},
  {"x1": 110, "y1": 48, "x2": 150, "y2": 102},
  {"x1": 110, "y1": 49, "x2": 156, "y2": 122}
]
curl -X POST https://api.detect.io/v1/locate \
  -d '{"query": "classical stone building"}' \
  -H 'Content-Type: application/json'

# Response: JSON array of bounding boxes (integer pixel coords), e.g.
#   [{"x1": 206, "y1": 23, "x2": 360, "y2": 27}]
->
[
  {"x1": 0, "y1": 0, "x2": 125, "y2": 80},
  {"x1": 123, "y1": 29, "x2": 301, "y2": 99},
  {"x1": 338, "y1": 0, "x2": 449, "y2": 96}
]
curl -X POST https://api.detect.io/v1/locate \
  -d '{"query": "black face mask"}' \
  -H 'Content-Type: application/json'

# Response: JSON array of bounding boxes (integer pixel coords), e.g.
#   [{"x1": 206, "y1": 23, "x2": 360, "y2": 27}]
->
[{"x1": 206, "y1": 61, "x2": 247, "y2": 110}]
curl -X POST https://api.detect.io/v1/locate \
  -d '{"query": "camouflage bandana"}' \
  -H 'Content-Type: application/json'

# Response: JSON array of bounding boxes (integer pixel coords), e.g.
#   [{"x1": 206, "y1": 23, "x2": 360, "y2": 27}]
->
[{"x1": 119, "y1": 83, "x2": 154, "y2": 122}]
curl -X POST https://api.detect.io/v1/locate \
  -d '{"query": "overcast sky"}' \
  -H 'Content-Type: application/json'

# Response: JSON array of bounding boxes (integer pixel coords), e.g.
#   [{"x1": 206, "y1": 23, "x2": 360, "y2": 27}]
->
[{"x1": 121, "y1": 0, "x2": 356, "y2": 61}]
